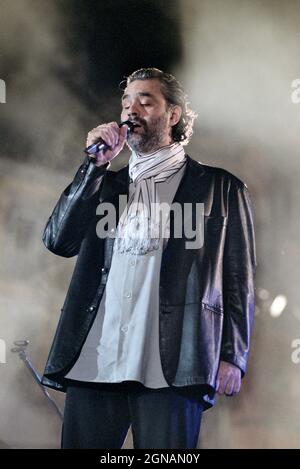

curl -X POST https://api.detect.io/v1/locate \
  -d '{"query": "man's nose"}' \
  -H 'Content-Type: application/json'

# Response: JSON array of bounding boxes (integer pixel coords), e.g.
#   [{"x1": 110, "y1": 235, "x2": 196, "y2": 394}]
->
[{"x1": 126, "y1": 101, "x2": 140, "y2": 118}]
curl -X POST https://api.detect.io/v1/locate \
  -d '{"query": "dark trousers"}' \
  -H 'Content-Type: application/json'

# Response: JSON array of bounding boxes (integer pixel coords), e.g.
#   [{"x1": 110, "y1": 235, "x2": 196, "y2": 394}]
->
[{"x1": 62, "y1": 380, "x2": 204, "y2": 449}]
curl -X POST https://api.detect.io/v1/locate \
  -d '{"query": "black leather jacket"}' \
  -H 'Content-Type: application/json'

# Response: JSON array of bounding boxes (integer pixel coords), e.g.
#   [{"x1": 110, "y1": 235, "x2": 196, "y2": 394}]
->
[{"x1": 41, "y1": 154, "x2": 257, "y2": 409}]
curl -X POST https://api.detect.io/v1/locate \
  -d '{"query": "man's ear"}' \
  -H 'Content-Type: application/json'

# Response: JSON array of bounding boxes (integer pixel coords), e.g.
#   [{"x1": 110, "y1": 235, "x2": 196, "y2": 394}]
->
[{"x1": 169, "y1": 105, "x2": 182, "y2": 127}]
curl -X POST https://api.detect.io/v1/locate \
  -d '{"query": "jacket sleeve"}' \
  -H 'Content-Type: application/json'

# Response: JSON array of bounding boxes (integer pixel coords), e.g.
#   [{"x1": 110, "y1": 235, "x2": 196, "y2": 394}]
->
[
  {"x1": 42, "y1": 156, "x2": 110, "y2": 258},
  {"x1": 220, "y1": 180, "x2": 257, "y2": 376}
]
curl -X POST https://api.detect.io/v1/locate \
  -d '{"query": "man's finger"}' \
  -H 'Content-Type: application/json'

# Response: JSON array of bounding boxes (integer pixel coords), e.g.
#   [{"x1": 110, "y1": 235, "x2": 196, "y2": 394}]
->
[
  {"x1": 233, "y1": 377, "x2": 241, "y2": 394},
  {"x1": 119, "y1": 124, "x2": 128, "y2": 141},
  {"x1": 113, "y1": 125, "x2": 127, "y2": 151},
  {"x1": 217, "y1": 376, "x2": 229, "y2": 395},
  {"x1": 224, "y1": 379, "x2": 234, "y2": 396}
]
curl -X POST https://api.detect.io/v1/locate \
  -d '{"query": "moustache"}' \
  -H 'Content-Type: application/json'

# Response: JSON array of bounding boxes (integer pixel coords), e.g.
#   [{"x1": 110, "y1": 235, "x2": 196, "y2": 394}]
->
[{"x1": 129, "y1": 119, "x2": 147, "y2": 130}]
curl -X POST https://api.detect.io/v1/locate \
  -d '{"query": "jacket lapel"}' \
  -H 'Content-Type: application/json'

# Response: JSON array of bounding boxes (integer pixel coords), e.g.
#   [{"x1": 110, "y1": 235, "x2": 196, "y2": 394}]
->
[{"x1": 171, "y1": 154, "x2": 205, "y2": 206}]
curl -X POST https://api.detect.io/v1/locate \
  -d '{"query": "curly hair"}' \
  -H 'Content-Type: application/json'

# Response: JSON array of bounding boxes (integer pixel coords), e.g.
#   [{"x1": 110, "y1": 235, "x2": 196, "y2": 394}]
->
[{"x1": 120, "y1": 68, "x2": 197, "y2": 145}]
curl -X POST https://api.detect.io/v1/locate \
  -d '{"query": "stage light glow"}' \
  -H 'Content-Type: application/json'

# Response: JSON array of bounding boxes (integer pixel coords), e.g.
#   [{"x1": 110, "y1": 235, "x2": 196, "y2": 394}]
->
[
  {"x1": 258, "y1": 288, "x2": 270, "y2": 301},
  {"x1": 270, "y1": 295, "x2": 287, "y2": 317}
]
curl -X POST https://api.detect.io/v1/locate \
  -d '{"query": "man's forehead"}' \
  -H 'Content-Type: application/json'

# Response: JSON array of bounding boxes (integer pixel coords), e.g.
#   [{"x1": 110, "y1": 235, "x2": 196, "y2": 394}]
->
[{"x1": 122, "y1": 79, "x2": 163, "y2": 99}]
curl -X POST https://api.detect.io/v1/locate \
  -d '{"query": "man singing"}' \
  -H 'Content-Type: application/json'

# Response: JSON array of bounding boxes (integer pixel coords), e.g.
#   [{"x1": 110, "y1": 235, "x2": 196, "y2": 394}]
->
[{"x1": 41, "y1": 68, "x2": 257, "y2": 449}]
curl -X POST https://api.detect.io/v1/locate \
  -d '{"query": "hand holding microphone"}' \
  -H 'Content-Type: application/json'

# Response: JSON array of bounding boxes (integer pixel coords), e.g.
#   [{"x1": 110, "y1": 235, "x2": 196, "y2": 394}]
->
[{"x1": 85, "y1": 121, "x2": 134, "y2": 167}]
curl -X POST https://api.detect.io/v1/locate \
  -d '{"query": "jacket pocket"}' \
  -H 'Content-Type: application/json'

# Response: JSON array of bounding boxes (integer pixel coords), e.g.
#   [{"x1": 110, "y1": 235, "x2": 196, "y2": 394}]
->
[
  {"x1": 197, "y1": 302, "x2": 224, "y2": 379},
  {"x1": 201, "y1": 301, "x2": 224, "y2": 315}
]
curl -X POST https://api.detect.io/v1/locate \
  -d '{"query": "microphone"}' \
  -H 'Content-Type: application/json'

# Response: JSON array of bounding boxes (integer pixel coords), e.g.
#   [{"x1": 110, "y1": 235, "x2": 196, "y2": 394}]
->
[{"x1": 84, "y1": 120, "x2": 136, "y2": 159}]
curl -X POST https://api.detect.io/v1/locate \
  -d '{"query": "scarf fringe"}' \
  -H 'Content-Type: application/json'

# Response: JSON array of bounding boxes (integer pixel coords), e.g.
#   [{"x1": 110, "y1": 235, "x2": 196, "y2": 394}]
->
[
  {"x1": 113, "y1": 211, "x2": 161, "y2": 255},
  {"x1": 113, "y1": 143, "x2": 186, "y2": 255}
]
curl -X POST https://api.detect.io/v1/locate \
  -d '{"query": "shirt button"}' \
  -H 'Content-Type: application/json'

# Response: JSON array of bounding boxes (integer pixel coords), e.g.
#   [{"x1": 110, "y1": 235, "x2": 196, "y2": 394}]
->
[
  {"x1": 125, "y1": 292, "x2": 132, "y2": 299},
  {"x1": 121, "y1": 326, "x2": 128, "y2": 333},
  {"x1": 110, "y1": 228, "x2": 115, "y2": 233},
  {"x1": 130, "y1": 259, "x2": 136, "y2": 266}
]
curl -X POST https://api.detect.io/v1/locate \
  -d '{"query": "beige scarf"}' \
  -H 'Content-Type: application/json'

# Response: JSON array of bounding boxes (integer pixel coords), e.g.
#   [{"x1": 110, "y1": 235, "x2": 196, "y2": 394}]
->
[{"x1": 113, "y1": 142, "x2": 186, "y2": 255}]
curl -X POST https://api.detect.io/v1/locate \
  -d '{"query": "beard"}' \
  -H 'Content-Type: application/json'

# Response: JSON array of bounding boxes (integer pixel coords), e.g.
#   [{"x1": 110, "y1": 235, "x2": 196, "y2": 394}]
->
[{"x1": 126, "y1": 112, "x2": 170, "y2": 154}]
